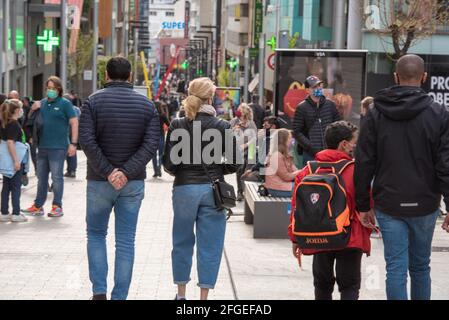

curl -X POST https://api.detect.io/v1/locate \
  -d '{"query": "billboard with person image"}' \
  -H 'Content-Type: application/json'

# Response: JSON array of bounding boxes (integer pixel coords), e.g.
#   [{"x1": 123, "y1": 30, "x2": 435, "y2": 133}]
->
[
  {"x1": 213, "y1": 87, "x2": 241, "y2": 121},
  {"x1": 275, "y1": 49, "x2": 367, "y2": 128}
]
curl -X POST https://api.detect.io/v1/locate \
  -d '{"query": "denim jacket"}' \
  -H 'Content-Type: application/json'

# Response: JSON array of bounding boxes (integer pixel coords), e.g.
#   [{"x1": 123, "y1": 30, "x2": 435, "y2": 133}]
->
[{"x1": 0, "y1": 141, "x2": 30, "y2": 178}]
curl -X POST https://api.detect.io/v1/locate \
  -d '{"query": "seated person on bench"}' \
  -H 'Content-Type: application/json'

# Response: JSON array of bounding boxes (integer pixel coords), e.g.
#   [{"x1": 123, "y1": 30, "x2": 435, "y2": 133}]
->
[
  {"x1": 242, "y1": 116, "x2": 279, "y2": 182},
  {"x1": 264, "y1": 129, "x2": 301, "y2": 197}
]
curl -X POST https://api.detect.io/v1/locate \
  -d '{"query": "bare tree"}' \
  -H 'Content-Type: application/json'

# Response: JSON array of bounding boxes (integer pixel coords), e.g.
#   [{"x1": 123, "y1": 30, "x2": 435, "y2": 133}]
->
[
  {"x1": 363, "y1": 0, "x2": 449, "y2": 60},
  {"x1": 67, "y1": 31, "x2": 94, "y2": 98}
]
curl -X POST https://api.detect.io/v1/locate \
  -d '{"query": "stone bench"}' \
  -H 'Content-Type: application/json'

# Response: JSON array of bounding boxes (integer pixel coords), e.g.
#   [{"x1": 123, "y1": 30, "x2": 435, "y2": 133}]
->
[{"x1": 243, "y1": 181, "x2": 291, "y2": 239}]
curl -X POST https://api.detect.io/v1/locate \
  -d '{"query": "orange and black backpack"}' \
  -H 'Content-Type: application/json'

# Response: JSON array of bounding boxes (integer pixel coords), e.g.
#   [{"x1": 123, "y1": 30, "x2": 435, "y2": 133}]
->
[{"x1": 292, "y1": 160, "x2": 354, "y2": 250}]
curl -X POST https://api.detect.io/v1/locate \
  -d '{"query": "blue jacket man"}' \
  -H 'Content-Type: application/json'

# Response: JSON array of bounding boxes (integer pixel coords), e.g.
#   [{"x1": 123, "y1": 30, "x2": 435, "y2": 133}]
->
[{"x1": 79, "y1": 57, "x2": 160, "y2": 300}]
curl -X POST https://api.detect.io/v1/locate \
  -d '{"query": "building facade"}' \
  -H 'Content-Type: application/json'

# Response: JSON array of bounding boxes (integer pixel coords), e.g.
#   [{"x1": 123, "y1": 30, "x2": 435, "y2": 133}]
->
[
  {"x1": 0, "y1": 0, "x2": 61, "y2": 99},
  {"x1": 1, "y1": 0, "x2": 30, "y2": 96},
  {"x1": 148, "y1": 0, "x2": 186, "y2": 39}
]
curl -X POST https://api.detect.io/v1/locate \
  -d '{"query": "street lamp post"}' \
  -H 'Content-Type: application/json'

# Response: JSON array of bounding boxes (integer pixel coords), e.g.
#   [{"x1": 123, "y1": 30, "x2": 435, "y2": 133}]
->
[
  {"x1": 111, "y1": 0, "x2": 117, "y2": 55},
  {"x1": 193, "y1": 36, "x2": 209, "y2": 76},
  {"x1": 201, "y1": 25, "x2": 220, "y2": 81},
  {"x1": 61, "y1": 0, "x2": 67, "y2": 90},
  {"x1": 0, "y1": 0, "x2": 3, "y2": 92},
  {"x1": 124, "y1": 0, "x2": 129, "y2": 56},
  {"x1": 258, "y1": 34, "x2": 266, "y2": 108},
  {"x1": 244, "y1": 48, "x2": 249, "y2": 103},
  {"x1": 134, "y1": 28, "x2": 138, "y2": 84},
  {"x1": 190, "y1": 39, "x2": 205, "y2": 78},
  {"x1": 197, "y1": 30, "x2": 213, "y2": 78},
  {"x1": 92, "y1": 0, "x2": 99, "y2": 92}
]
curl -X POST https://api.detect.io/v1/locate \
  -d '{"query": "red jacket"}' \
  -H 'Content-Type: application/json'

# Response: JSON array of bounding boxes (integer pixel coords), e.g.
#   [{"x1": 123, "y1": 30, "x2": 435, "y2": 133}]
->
[{"x1": 288, "y1": 149, "x2": 372, "y2": 256}]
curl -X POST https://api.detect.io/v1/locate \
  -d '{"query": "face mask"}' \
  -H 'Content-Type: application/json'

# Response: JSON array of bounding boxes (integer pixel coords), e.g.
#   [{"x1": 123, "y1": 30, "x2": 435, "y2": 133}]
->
[
  {"x1": 235, "y1": 110, "x2": 242, "y2": 118},
  {"x1": 345, "y1": 142, "x2": 356, "y2": 158},
  {"x1": 313, "y1": 88, "x2": 323, "y2": 98},
  {"x1": 18, "y1": 109, "x2": 24, "y2": 118},
  {"x1": 47, "y1": 89, "x2": 58, "y2": 99},
  {"x1": 290, "y1": 138, "x2": 296, "y2": 149}
]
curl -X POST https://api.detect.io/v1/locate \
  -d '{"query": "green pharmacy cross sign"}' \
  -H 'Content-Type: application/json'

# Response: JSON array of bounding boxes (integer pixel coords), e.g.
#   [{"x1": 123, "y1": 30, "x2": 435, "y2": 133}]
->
[
  {"x1": 181, "y1": 60, "x2": 189, "y2": 70},
  {"x1": 226, "y1": 58, "x2": 238, "y2": 70},
  {"x1": 36, "y1": 30, "x2": 60, "y2": 52},
  {"x1": 267, "y1": 36, "x2": 277, "y2": 51}
]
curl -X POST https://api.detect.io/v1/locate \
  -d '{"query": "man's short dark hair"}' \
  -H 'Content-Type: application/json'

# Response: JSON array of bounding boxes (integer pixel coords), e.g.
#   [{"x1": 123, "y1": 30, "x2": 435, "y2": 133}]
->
[
  {"x1": 395, "y1": 54, "x2": 425, "y2": 82},
  {"x1": 106, "y1": 57, "x2": 132, "y2": 81},
  {"x1": 263, "y1": 116, "x2": 279, "y2": 128},
  {"x1": 325, "y1": 121, "x2": 358, "y2": 150}
]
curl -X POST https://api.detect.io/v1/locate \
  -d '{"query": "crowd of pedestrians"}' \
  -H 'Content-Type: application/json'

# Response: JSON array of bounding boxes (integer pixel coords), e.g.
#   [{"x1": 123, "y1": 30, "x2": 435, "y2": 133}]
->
[
  {"x1": 0, "y1": 79, "x2": 81, "y2": 222},
  {"x1": 1, "y1": 54, "x2": 448, "y2": 301}
]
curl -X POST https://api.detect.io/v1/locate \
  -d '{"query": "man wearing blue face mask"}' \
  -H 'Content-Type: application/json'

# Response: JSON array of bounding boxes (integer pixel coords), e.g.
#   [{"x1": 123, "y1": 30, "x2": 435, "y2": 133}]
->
[
  {"x1": 293, "y1": 75, "x2": 341, "y2": 166},
  {"x1": 22, "y1": 76, "x2": 78, "y2": 218}
]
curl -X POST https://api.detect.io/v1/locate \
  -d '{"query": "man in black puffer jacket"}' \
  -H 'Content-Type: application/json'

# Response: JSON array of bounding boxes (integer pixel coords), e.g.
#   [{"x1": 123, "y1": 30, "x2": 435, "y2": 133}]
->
[
  {"x1": 79, "y1": 57, "x2": 160, "y2": 300},
  {"x1": 355, "y1": 54, "x2": 449, "y2": 300},
  {"x1": 293, "y1": 75, "x2": 341, "y2": 166}
]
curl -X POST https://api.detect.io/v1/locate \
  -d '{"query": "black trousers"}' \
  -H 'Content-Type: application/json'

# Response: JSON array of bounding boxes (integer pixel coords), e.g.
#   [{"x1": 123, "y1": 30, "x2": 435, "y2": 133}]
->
[
  {"x1": 312, "y1": 249, "x2": 363, "y2": 300},
  {"x1": 236, "y1": 152, "x2": 250, "y2": 194},
  {"x1": 30, "y1": 142, "x2": 37, "y2": 171}
]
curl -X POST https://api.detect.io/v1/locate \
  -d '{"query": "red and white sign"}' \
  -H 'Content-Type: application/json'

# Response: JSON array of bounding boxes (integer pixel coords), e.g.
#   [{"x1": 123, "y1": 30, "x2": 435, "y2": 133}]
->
[{"x1": 268, "y1": 53, "x2": 275, "y2": 70}]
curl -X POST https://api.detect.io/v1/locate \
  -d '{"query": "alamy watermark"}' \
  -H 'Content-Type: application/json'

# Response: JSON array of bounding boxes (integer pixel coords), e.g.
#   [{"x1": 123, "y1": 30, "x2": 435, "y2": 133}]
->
[{"x1": 168, "y1": 121, "x2": 282, "y2": 174}]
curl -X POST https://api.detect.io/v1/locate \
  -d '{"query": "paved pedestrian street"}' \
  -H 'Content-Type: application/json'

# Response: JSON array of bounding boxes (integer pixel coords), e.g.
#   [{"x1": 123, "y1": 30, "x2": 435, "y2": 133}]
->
[{"x1": 0, "y1": 153, "x2": 448, "y2": 300}]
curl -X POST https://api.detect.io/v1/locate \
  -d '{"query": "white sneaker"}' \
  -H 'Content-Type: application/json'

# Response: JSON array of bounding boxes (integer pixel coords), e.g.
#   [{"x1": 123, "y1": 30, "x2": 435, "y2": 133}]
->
[
  {"x1": 0, "y1": 214, "x2": 11, "y2": 222},
  {"x1": 11, "y1": 214, "x2": 28, "y2": 223}
]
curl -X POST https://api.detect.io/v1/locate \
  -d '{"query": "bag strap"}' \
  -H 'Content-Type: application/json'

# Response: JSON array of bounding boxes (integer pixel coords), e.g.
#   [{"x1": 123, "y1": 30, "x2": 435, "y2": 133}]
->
[
  {"x1": 307, "y1": 161, "x2": 320, "y2": 174},
  {"x1": 308, "y1": 159, "x2": 354, "y2": 175}
]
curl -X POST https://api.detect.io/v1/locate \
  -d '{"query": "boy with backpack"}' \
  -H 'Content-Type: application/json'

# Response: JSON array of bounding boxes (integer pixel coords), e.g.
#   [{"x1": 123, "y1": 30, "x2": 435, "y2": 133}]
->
[{"x1": 288, "y1": 121, "x2": 373, "y2": 300}]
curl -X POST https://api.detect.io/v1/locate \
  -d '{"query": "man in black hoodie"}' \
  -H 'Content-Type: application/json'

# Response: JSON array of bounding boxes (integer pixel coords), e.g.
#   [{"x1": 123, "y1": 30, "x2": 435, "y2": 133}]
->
[
  {"x1": 293, "y1": 76, "x2": 341, "y2": 166},
  {"x1": 355, "y1": 54, "x2": 449, "y2": 300}
]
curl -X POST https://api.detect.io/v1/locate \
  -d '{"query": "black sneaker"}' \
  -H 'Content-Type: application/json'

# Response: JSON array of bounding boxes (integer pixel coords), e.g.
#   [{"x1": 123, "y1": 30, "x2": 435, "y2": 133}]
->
[
  {"x1": 64, "y1": 171, "x2": 76, "y2": 178},
  {"x1": 237, "y1": 192, "x2": 244, "y2": 202},
  {"x1": 174, "y1": 294, "x2": 186, "y2": 300},
  {"x1": 91, "y1": 294, "x2": 107, "y2": 300},
  {"x1": 153, "y1": 169, "x2": 162, "y2": 178}
]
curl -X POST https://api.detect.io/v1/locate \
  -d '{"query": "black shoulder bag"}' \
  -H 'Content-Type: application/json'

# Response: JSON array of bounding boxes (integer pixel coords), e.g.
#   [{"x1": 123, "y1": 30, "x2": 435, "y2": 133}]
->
[
  {"x1": 187, "y1": 119, "x2": 236, "y2": 210},
  {"x1": 201, "y1": 162, "x2": 237, "y2": 210}
]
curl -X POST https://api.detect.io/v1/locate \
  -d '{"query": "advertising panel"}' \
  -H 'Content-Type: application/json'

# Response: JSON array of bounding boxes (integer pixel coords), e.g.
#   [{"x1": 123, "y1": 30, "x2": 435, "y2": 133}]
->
[
  {"x1": 213, "y1": 87, "x2": 241, "y2": 121},
  {"x1": 275, "y1": 50, "x2": 368, "y2": 128}
]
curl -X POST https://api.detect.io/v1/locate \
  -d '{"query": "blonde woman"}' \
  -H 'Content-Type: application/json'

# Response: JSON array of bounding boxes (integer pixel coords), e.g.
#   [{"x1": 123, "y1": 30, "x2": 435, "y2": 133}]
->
[
  {"x1": 230, "y1": 103, "x2": 258, "y2": 200},
  {"x1": 264, "y1": 129, "x2": 301, "y2": 197},
  {"x1": 360, "y1": 96, "x2": 373, "y2": 129},
  {"x1": 163, "y1": 78, "x2": 239, "y2": 300}
]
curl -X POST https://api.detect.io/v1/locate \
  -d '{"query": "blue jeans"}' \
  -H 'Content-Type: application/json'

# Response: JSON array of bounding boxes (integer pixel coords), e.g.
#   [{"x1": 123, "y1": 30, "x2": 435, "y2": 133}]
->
[
  {"x1": 1, "y1": 171, "x2": 22, "y2": 215},
  {"x1": 152, "y1": 136, "x2": 165, "y2": 174},
  {"x1": 35, "y1": 148, "x2": 66, "y2": 208},
  {"x1": 66, "y1": 152, "x2": 77, "y2": 172},
  {"x1": 172, "y1": 184, "x2": 227, "y2": 289},
  {"x1": 267, "y1": 188, "x2": 292, "y2": 198},
  {"x1": 376, "y1": 210, "x2": 439, "y2": 300},
  {"x1": 86, "y1": 180, "x2": 145, "y2": 300}
]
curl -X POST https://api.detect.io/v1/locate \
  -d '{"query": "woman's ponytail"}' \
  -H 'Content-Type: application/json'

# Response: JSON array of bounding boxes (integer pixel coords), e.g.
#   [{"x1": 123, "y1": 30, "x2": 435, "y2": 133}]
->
[{"x1": 183, "y1": 77, "x2": 216, "y2": 121}]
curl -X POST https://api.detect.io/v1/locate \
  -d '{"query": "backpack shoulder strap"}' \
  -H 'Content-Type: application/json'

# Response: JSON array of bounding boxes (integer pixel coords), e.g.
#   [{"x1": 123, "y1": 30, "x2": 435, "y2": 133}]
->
[
  {"x1": 308, "y1": 159, "x2": 354, "y2": 174},
  {"x1": 332, "y1": 159, "x2": 354, "y2": 175},
  {"x1": 307, "y1": 161, "x2": 320, "y2": 174}
]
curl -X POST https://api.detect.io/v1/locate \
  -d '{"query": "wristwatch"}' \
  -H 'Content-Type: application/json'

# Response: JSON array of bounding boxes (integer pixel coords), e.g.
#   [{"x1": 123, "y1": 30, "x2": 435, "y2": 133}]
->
[{"x1": 70, "y1": 142, "x2": 78, "y2": 146}]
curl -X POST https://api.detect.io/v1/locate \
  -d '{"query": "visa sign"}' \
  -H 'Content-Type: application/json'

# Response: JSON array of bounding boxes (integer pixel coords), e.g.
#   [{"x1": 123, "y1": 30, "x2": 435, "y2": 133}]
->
[{"x1": 162, "y1": 22, "x2": 185, "y2": 30}]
